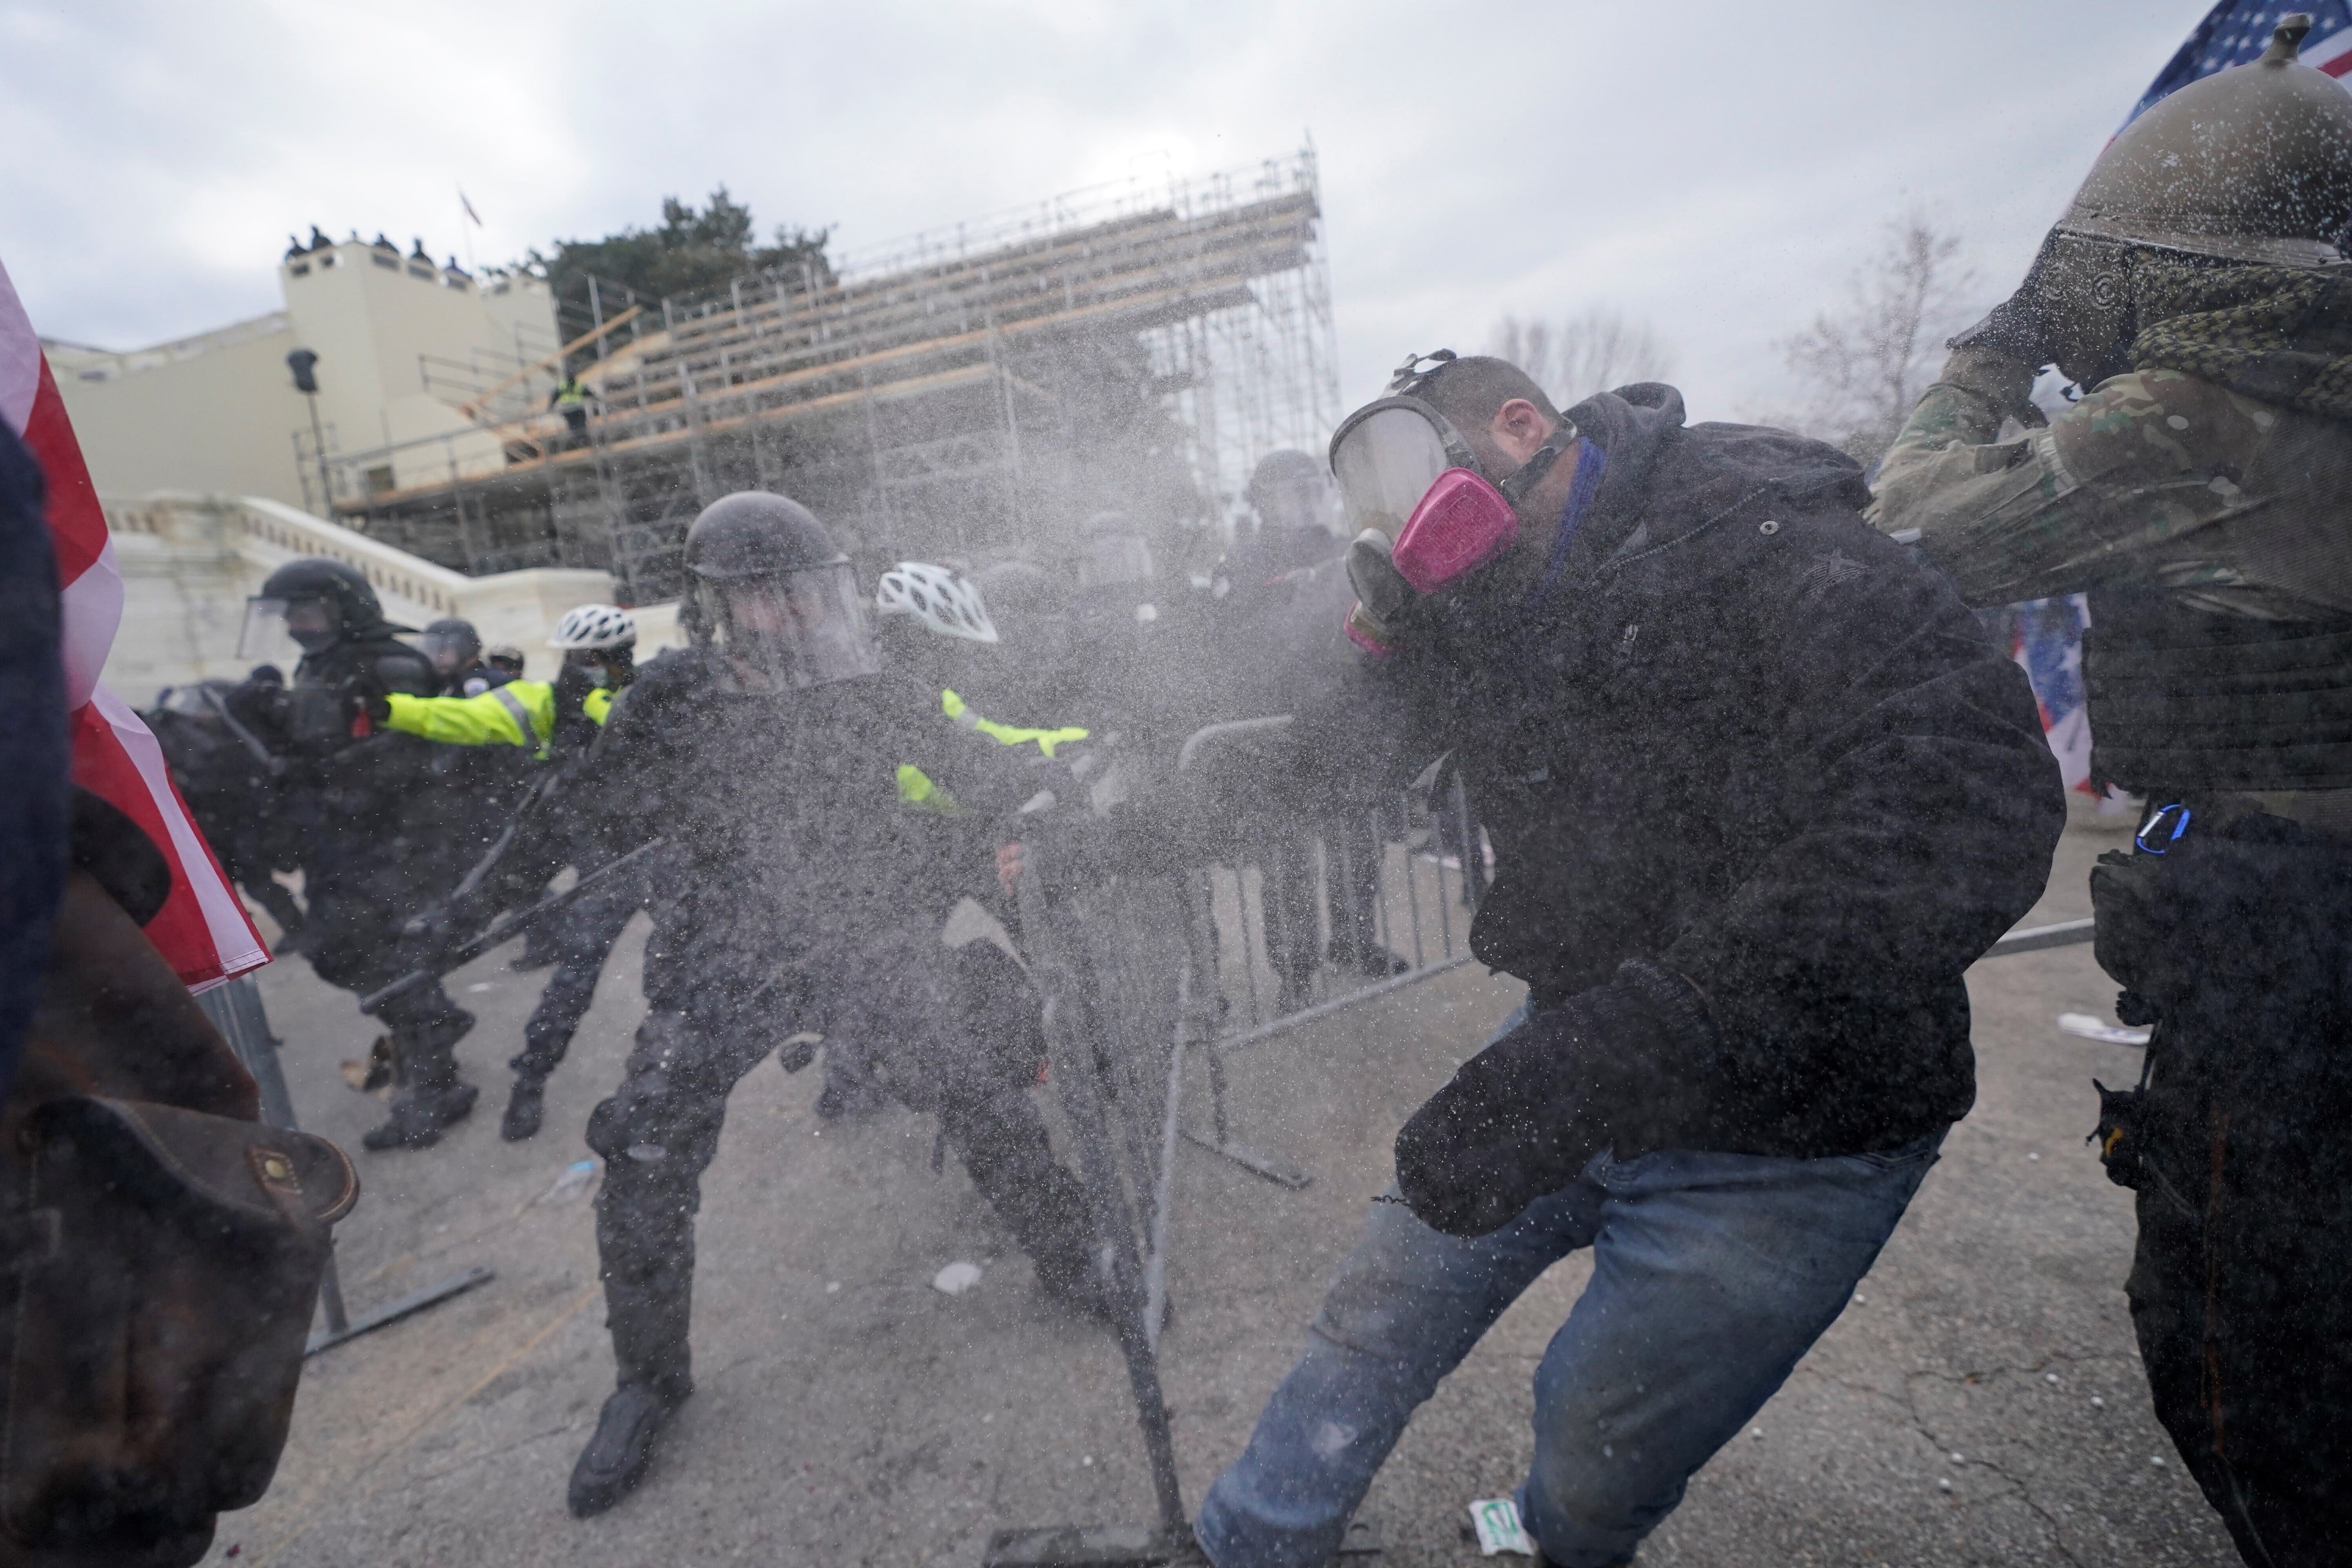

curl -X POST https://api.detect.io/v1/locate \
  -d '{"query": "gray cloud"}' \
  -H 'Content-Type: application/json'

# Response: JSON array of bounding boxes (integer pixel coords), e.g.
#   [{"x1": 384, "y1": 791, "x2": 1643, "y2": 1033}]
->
[{"x1": 2, "y1": 0, "x2": 2207, "y2": 421}]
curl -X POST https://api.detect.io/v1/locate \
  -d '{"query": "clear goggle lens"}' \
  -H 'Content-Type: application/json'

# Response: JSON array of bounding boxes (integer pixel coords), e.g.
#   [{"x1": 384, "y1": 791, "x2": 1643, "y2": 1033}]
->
[{"x1": 1331, "y1": 406, "x2": 1456, "y2": 539}]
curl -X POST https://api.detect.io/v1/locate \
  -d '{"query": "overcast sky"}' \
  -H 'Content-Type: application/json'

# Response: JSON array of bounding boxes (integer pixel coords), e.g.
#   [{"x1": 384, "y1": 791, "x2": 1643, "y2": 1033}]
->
[{"x1": 2, "y1": 0, "x2": 2210, "y2": 423}]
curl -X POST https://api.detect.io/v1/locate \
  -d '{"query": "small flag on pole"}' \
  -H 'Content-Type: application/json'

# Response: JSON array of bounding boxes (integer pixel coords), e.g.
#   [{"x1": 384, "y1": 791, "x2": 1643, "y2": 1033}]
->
[{"x1": 459, "y1": 188, "x2": 483, "y2": 226}]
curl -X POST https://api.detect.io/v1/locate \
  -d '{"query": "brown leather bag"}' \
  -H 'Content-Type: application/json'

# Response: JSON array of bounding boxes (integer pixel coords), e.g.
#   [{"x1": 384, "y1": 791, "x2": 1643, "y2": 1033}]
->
[{"x1": 0, "y1": 811, "x2": 358, "y2": 1568}]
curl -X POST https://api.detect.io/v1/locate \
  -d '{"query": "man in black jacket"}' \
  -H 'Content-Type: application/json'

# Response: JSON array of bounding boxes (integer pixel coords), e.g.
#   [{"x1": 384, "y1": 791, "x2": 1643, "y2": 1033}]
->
[{"x1": 1192, "y1": 356, "x2": 2063, "y2": 1568}]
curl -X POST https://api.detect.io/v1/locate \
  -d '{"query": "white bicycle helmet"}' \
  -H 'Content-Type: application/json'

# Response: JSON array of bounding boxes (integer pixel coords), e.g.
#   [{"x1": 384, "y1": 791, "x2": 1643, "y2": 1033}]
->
[
  {"x1": 548, "y1": 603, "x2": 638, "y2": 651},
  {"x1": 875, "y1": 562, "x2": 998, "y2": 644}
]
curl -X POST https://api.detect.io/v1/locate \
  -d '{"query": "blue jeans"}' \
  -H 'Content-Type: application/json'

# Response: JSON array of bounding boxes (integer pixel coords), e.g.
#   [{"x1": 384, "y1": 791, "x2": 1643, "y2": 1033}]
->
[{"x1": 1195, "y1": 1002, "x2": 1945, "y2": 1568}]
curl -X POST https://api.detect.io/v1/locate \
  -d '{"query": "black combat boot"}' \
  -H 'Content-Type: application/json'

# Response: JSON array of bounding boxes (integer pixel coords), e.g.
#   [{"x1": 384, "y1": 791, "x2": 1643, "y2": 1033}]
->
[
  {"x1": 568, "y1": 1376, "x2": 690, "y2": 1517},
  {"x1": 571, "y1": 1262, "x2": 694, "y2": 1517},
  {"x1": 361, "y1": 1007, "x2": 477, "y2": 1150},
  {"x1": 500, "y1": 1073, "x2": 548, "y2": 1141},
  {"x1": 361, "y1": 1081, "x2": 478, "y2": 1149}
]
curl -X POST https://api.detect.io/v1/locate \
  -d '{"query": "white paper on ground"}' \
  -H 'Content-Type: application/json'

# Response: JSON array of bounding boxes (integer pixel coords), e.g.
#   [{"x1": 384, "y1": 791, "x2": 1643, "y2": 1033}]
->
[
  {"x1": 2058, "y1": 1012, "x2": 2152, "y2": 1047},
  {"x1": 932, "y1": 1261, "x2": 985, "y2": 1296},
  {"x1": 1468, "y1": 1497, "x2": 1534, "y2": 1557}
]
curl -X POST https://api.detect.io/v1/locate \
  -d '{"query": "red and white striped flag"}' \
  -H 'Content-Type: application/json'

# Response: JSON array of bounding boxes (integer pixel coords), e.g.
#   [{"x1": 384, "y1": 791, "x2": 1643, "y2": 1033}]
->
[{"x1": 0, "y1": 255, "x2": 268, "y2": 991}]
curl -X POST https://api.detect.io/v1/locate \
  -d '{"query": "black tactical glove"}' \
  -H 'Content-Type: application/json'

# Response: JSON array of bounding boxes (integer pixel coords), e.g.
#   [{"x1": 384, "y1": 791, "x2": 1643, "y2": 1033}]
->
[
  {"x1": 551, "y1": 659, "x2": 595, "y2": 737},
  {"x1": 1393, "y1": 964, "x2": 1713, "y2": 1238},
  {"x1": 339, "y1": 670, "x2": 391, "y2": 730}
]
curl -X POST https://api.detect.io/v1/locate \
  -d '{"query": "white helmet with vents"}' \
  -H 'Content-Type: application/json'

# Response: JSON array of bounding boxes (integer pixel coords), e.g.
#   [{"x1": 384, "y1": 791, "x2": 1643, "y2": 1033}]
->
[
  {"x1": 875, "y1": 562, "x2": 998, "y2": 644},
  {"x1": 547, "y1": 603, "x2": 638, "y2": 651}
]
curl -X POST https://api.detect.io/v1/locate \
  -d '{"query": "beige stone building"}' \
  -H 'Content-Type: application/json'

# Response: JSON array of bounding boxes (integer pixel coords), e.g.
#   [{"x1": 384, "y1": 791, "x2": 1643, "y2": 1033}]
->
[
  {"x1": 49, "y1": 238, "x2": 560, "y2": 512},
  {"x1": 44, "y1": 241, "x2": 662, "y2": 702}
]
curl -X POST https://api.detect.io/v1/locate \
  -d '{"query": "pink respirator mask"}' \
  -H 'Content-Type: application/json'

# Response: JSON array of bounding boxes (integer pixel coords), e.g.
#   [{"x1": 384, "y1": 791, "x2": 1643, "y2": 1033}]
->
[{"x1": 1328, "y1": 390, "x2": 1576, "y2": 652}]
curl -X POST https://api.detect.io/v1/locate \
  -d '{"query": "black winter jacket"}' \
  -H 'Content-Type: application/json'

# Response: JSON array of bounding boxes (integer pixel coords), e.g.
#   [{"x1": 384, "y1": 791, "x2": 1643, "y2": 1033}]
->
[{"x1": 1395, "y1": 384, "x2": 2063, "y2": 1159}]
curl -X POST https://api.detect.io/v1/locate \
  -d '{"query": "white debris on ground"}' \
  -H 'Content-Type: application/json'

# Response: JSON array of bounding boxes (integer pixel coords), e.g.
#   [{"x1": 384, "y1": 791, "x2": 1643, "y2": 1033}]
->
[
  {"x1": 1468, "y1": 1497, "x2": 1535, "y2": 1557},
  {"x1": 931, "y1": 1261, "x2": 985, "y2": 1296}
]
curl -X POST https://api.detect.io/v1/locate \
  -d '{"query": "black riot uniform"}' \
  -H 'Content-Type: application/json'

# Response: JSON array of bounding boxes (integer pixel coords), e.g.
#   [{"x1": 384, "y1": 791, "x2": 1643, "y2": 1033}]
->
[
  {"x1": 556, "y1": 494, "x2": 1099, "y2": 1518},
  {"x1": 237, "y1": 558, "x2": 481, "y2": 1149},
  {"x1": 143, "y1": 680, "x2": 308, "y2": 943}
]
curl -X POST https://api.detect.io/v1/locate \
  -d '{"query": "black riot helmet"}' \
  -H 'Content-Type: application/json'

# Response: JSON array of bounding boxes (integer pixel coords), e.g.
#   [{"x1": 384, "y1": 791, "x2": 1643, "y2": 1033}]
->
[
  {"x1": 1245, "y1": 449, "x2": 1338, "y2": 536},
  {"x1": 414, "y1": 617, "x2": 483, "y2": 679},
  {"x1": 239, "y1": 557, "x2": 400, "y2": 661},
  {"x1": 683, "y1": 492, "x2": 879, "y2": 690}
]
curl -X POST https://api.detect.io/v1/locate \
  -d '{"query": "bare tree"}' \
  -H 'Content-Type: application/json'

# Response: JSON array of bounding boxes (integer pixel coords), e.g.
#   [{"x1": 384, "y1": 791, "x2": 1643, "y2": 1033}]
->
[
  {"x1": 1773, "y1": 214, "x2": 1979, "y2": 463},
  {"x1": 1488, "y1": 307, "x2": 1678, "y2": 408}
]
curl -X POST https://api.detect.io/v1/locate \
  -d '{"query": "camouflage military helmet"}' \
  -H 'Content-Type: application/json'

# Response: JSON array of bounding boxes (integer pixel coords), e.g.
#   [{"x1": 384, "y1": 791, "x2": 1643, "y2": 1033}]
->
[{"x1": 2059, "y1": 14, "x2": 2352, "y2": 267}]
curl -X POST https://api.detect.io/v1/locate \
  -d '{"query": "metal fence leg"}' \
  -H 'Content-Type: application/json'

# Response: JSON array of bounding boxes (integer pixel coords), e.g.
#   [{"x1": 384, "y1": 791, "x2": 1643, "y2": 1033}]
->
[
  {"x1": 1012, "y1": 868, "x2": 1185, "y2": 1542},
  {"x1": 194, "y1": 974, "x2": 492, "y2": 1355}
]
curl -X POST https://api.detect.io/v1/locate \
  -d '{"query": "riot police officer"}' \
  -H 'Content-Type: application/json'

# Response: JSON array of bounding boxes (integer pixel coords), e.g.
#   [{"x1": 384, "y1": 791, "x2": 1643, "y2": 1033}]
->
[
  {"x1": 412, "y1": 617, "x2": 507, "y2": 697},
  {"x1": 551, "y1": 495, "x2": 1102, "y2": 1517},
  {"x1": 237, "y1": 558, "x2": 482, "y2": 1150},
  {"x1": 375, "y1": 602, "x2": 644, "y2": 1141},
  {"x1": 1871, "y1": 21, "x2": 2352, "y2": 1561}
]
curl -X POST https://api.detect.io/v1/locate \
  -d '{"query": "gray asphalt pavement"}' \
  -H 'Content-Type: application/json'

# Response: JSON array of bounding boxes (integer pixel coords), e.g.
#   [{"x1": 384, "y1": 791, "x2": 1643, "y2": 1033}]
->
[{"x1": 200, "y1": 805, "x2": 2236, "y2": 1566}]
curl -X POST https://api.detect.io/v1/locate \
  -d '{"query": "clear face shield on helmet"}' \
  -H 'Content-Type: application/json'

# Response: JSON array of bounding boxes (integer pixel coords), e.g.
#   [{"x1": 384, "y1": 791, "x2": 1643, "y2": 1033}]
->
[
  {"x1": 410, "y1": 627, "x2": 478, "y2": 678},
  {"x1": 1076, "y1": 533, "x2": 1156, "y2": 591},
  {"x1": 696, "y1": 560, "x2": 881, "y2": 692},
  {"x1": 237, "y1": 596, "x2": 338, "y2": 662}
]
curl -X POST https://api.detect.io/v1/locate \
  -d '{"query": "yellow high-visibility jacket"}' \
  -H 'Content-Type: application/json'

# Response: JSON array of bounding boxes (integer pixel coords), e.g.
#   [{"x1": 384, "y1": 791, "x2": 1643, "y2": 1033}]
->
[
  {"x1": 388, "y1": 680, "x2": 1076, "y2": 812},
  {"x1": 384, "y1": 680, "x2": 613, "y2": 759},
  {"x1": 940, "y1": 688, "x2": 1089, "y2": 759}
]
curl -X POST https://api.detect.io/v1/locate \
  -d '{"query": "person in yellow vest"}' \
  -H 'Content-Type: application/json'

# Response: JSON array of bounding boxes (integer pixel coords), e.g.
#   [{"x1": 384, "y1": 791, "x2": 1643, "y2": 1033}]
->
[
  {"x1": 549, "y1": 363, "x2": 595, "y2": 449},
  {"x1": 874, "y1": 560, "x2": 1092, "y2": 758},
  {"x1": 802, "y1": 562, "x2": 1093, "y2": 1123},
  {"x1": 370, "y1": 604, "x2": 642, "y2": 1139}
]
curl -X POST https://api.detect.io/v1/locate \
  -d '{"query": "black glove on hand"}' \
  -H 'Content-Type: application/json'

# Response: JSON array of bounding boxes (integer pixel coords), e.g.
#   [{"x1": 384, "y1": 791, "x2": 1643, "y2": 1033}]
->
[
  {"x1": 1393, "y1": 963, "x2": 1714, "y2": 1238},
  {"x1": 552, "y1": 659, "x2": 594, "y2": 735},
  {"x1": 398, "y1": 896, "x2": 477, "y2": 963}
]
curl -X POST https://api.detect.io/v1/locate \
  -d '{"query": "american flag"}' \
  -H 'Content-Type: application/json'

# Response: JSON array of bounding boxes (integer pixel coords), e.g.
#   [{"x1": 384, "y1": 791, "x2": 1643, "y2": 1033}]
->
[
  {"x1": 2010, "y1": 3, "x2": 2352, "y2": 795},
  {"x1": 0, "y1": 255, "x2": 268, "y2": 991},
  {"x1": 2126, "y1": 1, "x2": 2352, "y2": 125},
  {"x1": 2001, "y1": 599, "x2": 2097, "y2": 794}
]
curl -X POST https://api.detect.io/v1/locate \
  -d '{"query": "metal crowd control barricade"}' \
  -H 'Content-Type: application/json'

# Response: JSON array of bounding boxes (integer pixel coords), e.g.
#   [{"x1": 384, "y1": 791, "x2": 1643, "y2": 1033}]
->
[
  {"x1": 1178, "y1": 720, "x2": 1489, "y2": 1191},
  {"x1": 195, "y1": 974, "x2": 492, "y2": 1355},
  {"x1": 984, "y1": 718, "x2": 1483, "y2": 1566}
]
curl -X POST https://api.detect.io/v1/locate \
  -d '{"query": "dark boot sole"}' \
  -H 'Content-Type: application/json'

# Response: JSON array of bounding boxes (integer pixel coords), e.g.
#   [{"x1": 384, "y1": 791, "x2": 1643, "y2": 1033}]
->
[
  {"x1": 500, "y1": 1096, "x2": 545, "y2": 1142},
  {"x1": 362, "y1": 1086, "x2": 479, "y2": 1151}
]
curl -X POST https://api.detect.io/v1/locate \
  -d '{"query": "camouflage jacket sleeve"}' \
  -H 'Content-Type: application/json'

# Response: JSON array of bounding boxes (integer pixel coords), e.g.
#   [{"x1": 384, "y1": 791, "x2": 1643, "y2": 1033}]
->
[{"x1": 1869, "y1": 349, "x2": 2328, "y2": 613}]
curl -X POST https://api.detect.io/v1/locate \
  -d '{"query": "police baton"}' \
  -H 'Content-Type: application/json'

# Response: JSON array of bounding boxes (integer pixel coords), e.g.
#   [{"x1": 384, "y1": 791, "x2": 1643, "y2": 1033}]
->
[{"x1": 358, "y1": 838, "x2": 666, "y2": 1015}]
